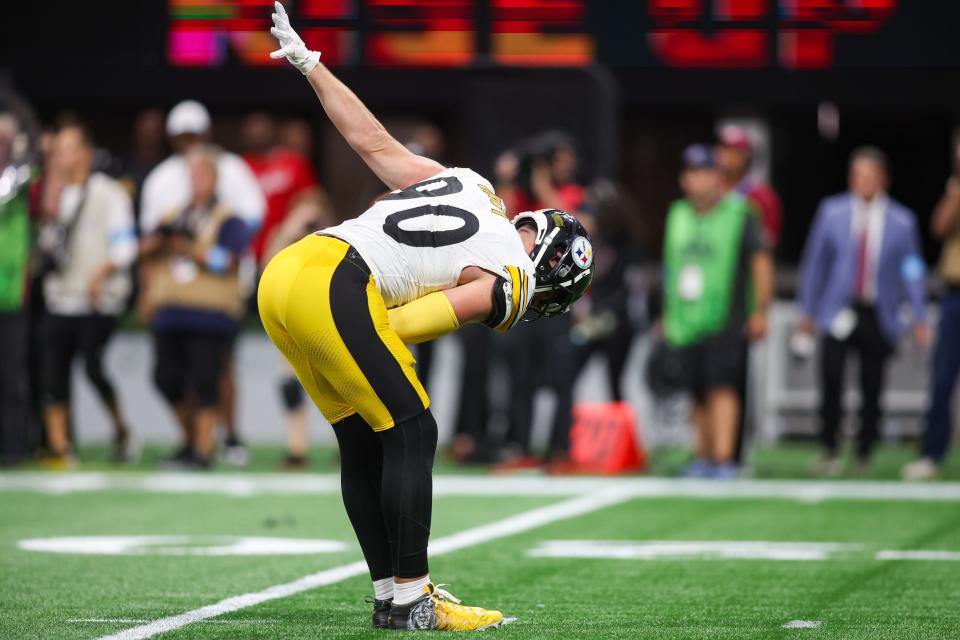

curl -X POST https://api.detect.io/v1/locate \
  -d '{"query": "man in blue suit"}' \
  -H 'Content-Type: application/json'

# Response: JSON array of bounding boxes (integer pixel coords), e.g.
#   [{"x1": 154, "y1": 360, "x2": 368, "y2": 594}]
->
[{"x1": 797, "y1": 147, "x2": 929, "y2": 474}]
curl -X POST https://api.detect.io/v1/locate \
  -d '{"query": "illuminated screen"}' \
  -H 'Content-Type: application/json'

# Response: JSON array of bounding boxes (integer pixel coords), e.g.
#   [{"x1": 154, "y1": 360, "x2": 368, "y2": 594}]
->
[
  {"x1": 169, "y1": 0, "x2": 594, "y2": 68},
  {"x1": 168, "y1": 1, "x2": 907, "y2": 70}
]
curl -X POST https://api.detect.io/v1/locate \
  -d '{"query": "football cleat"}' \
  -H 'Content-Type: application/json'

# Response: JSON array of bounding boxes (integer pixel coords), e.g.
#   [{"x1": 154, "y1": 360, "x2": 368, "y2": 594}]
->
[
  {"x1": 389, "y1": 583, "x2": 506, "y2": 631},
  {"x1": 364, "y1": 596, "x2": 392, "y2": 629}
]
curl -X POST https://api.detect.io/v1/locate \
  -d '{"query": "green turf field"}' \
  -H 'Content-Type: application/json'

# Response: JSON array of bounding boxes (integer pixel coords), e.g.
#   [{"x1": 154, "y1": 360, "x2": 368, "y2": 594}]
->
[{"x1": 2, "y1": 447, "x2": 960, "y2": 639}]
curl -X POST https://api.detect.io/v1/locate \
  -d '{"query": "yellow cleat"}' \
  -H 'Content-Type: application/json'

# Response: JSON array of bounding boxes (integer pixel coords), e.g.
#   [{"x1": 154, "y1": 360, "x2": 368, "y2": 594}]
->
[{"x1": 389, "y1": 583, "x2": 508, "y2": 631}]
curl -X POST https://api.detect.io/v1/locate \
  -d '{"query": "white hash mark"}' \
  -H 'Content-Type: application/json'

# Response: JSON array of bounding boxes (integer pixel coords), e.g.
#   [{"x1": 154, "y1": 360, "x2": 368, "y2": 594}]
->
[{"x1": 783, "y1": 620, "x2": 823, "y2": 629}]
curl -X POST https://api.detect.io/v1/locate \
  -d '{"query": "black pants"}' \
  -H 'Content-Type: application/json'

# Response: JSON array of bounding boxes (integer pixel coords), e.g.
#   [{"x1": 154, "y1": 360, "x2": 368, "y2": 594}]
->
[
  {"x1": 334, "y1": 410, "x2": 437, "y2": 580},
  {"x1": 453, "y1": 323, "x2": 491, "y2": 442},
  {"x1": 153, "y1": 330, "x2": 230, "y2": 409},
  {"x1": 500, "y1": 313, "x2": 576, "y2": 457},
  {"x1": 923, "y1": 289, "x2": 960, "y2": 462},
  {"x1": 819, "y1": 305, "x2": 893, "y2": 459},
  {"x1": 40, "y1": 313, "x2": 118, "y2": 407},
  {"x1": 0, "y1": 311, "x2": 31, "y2": 464}
]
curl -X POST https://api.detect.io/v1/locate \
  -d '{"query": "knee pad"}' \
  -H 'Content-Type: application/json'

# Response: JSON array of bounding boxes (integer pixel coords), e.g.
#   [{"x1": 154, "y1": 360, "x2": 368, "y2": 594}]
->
[{"x1": 279, "y1": 376, "x2": 305, "y2": 411}]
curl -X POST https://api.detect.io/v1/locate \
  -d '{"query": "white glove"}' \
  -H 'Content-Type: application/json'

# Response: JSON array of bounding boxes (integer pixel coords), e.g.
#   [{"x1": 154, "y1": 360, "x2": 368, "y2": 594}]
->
[{"x1": 269, "y1": 1, "x2": 320, "y2": 75}]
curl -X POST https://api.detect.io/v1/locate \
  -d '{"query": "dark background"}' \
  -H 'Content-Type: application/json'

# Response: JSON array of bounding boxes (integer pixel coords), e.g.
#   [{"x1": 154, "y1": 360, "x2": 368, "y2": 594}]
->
[{"x1": 4, "y1": 0, "x2": 960, "y2": 265}]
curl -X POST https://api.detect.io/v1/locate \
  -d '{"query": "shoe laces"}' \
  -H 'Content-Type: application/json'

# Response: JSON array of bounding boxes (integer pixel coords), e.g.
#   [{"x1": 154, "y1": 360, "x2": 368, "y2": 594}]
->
[
  {"x1": 431, "y1": 584, "x2": 492, "y2": 618},
  {"x1": 431, "y1": 584, "x2": 462, "y2": 605}
]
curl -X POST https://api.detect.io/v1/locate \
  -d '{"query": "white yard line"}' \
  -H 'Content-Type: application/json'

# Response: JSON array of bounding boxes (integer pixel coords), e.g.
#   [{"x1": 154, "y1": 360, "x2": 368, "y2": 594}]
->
[
  {"x1": 876, "y1": 550, "x2": 960, "y2": 561},
  {"x1": 4, "y1": 472, "x2": 960, "y2": 502},
  {"x1": 95, "y1": 488, "x2": 635, "y2": 640},
  {"x1": 527, "y1": 540, "x2": 861, "y2": 561},
  {"x1": 68, "y1": 618, "x2": 278, "y2": 625}
]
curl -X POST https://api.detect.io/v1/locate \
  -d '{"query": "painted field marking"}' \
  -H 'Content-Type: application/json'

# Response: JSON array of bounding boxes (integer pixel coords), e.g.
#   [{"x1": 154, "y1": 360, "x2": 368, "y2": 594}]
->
[
  {"x1": 68, "y1": 618, "x2": 279, "y2": 625},
  {"x1": 528, "y1": 540, "x2": 860, "y2": 561},
  {"x1": 876, "y1": 550, "x2": 960, "y2": 561},
  {"x1": 18, "y1": 535, "x2": 347, "y2": 556},
  {"x1": 5, "y1": 472, "x2": 960, "y2": 502},
  {"x1": 96, "y1": 487, "x2": 635, "y2": 640},
  {"x1": 783, "y1": 620, "x2": 823, "y2": 629}
]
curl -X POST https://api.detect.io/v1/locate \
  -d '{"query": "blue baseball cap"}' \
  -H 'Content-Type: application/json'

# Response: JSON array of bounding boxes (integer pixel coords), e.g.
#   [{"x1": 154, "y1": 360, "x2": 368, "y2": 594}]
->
[{"x1": 682, "y1": 144, "x2": 716, "y2": 169}]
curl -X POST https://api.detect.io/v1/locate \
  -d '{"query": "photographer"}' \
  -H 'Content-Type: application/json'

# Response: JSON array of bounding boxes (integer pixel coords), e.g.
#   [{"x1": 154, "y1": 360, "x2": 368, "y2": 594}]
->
[
  {"x1": 492, "y1": 132, "x2": 590, "y2": 471},
  {"x1": 141, "y1": 145, "x2": 251, "y2": 470},
  {"x1": 496, "y1": 131, "x2": 585, "y2": 217},
  {"x1": 37, "y1": 122, "x2": 136, "y2": 466}
]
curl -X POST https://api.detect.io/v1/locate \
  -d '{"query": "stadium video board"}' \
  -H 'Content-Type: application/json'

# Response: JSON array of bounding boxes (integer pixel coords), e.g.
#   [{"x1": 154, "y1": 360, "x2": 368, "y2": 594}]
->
[{"x1": 168, "y1": 0, "x2": 911, "y2": 70}]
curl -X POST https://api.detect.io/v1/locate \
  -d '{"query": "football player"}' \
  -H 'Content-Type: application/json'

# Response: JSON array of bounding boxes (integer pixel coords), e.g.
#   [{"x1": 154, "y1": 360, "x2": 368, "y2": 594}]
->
[{"x1": 261, "y1": 2, "x2": 594, "y2": 631}]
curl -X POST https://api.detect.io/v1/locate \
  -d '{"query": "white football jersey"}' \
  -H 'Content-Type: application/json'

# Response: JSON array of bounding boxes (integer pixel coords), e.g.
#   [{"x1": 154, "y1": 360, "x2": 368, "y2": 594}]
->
[{"x1": 324, "y1": 167, "x2": 535, "y2": 314}]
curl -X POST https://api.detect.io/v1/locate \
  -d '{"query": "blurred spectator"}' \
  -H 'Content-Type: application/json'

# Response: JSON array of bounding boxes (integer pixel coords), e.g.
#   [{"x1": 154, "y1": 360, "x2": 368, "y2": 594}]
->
[
  {"x1": 35, "y1": 122, "x2": 137, "y2": 467},
  {"x1": 903, "y1": 148, "x2": 960, "y2": 480},
  {"x1": 140, "y1": 100, "x2": 265, "y2": 232},
  {"x1": 662, "y1": 145, "x2": 772, "y2": 479},
  {"x1": 567, "y1": 181, "x2": 649, "y2": 400},
  {"x1": 140, "y1": 146, "x2": 251, "y2": 470},
  {"x1": 715, "y1": 125, "x2": 783, "y2": 248},
  {"x1": 141, "y1": 100, "x2": 266, "y2": 465},
  {"x1": 0, "y1": 109, "x2": 36, "y2": 466},
  {"x1": 797, "y1": 147, "x2": 929, "y2": 476},
  {"x1": 262, "y1": 194, "x2": 333, "y2": 469},
  {"x1": 118, "y1": 108, "x2": 166, "y2": 219},
  {"x1": 278, "y1": 117, "x2": 314, "y2": 160},
  {"x1": 241, "y1": 111, "x2": 324, "y2": 265},
  {"x1": 496, "y1": 131, "x2": 585, "y2": 216},
  {"x1": 715, "y1": 126, "x2": 782, "y2": 464},
  {"x1": 490, "y1": 132, "x2": 590, "y2": 471}
]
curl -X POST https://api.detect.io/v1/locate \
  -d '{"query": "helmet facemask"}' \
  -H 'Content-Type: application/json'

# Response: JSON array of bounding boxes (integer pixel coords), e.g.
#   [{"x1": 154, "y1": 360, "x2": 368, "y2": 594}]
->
[{"x1": 515, "y1": 209, "x2": 594, "y2": 320}]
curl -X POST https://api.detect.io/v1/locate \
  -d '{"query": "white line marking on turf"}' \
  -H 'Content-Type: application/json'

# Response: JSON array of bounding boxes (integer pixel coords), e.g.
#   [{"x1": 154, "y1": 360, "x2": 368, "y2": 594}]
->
[
  {"x1": 6, "y1": 472, "x2": 960, "y2": 502},
  {"x1": 69, "y1": 620, "x2": 149, "y2": 624},
  {"x1": 876, "y1": 550, "x2": 960, "y2": 561},
  {"x1": 783, "y1": 620, "x2": 823, "y2": 629},
  {"x1": 96, "y1": 488, "x2": 635, "y2": 640},
  {"x1": 68, "y1": 618, "x2": 279, "y2": 625},
  {"x1": 18, "y1": 535, "x2": 347, "y2": 556},
  {"x1": 528, "y1": 540, "x2": 860, "y2": 561}
]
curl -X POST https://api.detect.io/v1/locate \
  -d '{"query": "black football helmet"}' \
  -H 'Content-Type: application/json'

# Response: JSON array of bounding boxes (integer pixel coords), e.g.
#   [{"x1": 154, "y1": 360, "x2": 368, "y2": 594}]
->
[{"x1": 514, "y1": 209, "x2": 594, "y2": 320}]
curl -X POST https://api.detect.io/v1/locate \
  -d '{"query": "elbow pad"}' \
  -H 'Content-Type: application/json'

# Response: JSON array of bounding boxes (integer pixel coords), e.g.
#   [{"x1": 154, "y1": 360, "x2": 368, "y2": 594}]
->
[{"x1": 483, "y1": 267, "x2": 529, "y2": 333}]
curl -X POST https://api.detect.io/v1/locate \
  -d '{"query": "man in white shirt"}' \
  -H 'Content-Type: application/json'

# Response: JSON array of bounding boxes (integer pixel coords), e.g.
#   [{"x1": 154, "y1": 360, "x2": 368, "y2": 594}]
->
[
  {"x1": 140, "y1": 100, "x2": 266, "y2": 465},
  {"x1": 38, "y1": 123, "x2": 137, "y2": 465},
  {"x1": 140, "y1": 100, "x2": 266, "y2": 234}
]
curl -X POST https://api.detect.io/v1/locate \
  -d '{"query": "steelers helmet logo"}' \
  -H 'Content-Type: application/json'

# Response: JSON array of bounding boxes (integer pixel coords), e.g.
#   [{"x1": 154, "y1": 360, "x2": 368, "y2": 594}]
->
[{"x1": 572, "y1": 236, "x2": 593, "y2": 270}]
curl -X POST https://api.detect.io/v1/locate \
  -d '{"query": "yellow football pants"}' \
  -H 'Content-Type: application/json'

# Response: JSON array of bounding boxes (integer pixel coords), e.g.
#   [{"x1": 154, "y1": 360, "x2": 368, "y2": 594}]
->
[{"x1": 257, "y1": 234, "x2": 429, "y2": 431}]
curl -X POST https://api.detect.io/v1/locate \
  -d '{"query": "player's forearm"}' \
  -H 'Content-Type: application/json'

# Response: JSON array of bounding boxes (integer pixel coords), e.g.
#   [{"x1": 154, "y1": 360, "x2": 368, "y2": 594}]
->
[
  {"x1": 751, "y1": 251, "x2": 774, "y2": 311},
  {"x1": 305, "y1": 64, "x2": 393, "y2": 163}
]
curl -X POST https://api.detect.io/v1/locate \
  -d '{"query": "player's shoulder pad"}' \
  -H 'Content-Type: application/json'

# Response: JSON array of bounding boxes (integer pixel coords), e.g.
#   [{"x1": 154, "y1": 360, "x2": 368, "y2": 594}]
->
[
  {"x1": 450, "y1": 166, "x2": 495, "y2": 191},
  {"x1": 483, "y1": 265, "x2": 533, "y2": 333}
]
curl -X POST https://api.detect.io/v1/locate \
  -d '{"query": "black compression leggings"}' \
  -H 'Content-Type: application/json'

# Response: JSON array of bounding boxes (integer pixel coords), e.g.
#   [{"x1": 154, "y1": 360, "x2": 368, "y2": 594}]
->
[{"x1": 333, "y1": 409, "x2": 438, "y2": 580}]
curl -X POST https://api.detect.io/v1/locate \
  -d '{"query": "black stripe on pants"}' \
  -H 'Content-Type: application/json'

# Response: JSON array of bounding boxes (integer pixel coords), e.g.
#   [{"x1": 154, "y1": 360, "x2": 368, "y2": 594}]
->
[{"x1": 328, "y1": 252, "x2": 426, "y2": 426}]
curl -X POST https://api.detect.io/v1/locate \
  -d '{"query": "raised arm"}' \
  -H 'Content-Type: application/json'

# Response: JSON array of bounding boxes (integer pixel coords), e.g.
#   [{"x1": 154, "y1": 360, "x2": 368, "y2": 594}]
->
[{"x1": 269, "y1": 2, "x2": 443, "y2": 190}]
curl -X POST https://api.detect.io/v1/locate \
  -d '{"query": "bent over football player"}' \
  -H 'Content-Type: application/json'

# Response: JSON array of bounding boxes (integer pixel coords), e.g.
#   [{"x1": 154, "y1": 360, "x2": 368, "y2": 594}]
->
[{"x1": 260, "y1": 3, "x2": 594, "y2": 631}]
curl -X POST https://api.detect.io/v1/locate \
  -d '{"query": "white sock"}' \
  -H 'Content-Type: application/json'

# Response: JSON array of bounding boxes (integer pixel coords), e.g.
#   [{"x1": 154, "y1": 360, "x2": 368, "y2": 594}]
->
[
  {"x1": 373, "y1": 577, "x2": 394, "y2": 602},
  {"x1": 393, "y1": 575, "x2": 431, "y2": 606}
]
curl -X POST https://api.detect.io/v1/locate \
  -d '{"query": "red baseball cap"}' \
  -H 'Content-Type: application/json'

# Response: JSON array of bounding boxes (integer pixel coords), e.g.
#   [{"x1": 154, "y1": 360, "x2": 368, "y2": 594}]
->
[{"x1": 718, "y1": 125, "x2": 753, "y2": 155}]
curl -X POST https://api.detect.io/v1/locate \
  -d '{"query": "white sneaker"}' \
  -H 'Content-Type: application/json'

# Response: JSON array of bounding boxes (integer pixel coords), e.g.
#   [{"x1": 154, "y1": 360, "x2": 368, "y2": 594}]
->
[
  {"x1": 902, "y1": 457, "x2": 939, "y2": 481},
  {"x1": 811, "y1": 454, "x2": 844, "y2": 478},
  {"x1": 221, "y1": 437, "x2": 250, "y2": 467}
]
